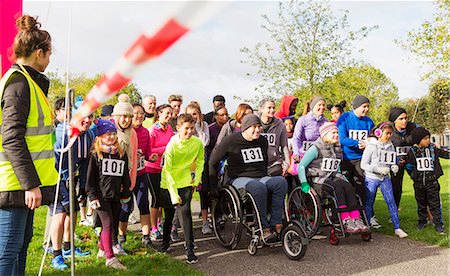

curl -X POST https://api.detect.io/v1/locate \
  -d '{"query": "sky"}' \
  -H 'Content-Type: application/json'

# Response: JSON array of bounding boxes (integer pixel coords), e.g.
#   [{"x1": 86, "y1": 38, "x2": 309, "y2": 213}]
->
[{"x1": 23, "y1": 0, "x2": 436, "y2": 113}]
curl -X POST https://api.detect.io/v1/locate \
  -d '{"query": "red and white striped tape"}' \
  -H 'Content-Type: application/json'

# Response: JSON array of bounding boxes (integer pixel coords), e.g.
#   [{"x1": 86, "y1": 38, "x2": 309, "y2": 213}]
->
[{"x1": 66, "y1": 1, "x2": 226, "y2": 145}]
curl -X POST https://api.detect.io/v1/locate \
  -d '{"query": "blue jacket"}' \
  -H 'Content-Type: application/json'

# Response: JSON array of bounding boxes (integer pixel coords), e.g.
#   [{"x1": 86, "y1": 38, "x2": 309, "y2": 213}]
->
[{"x1": 337, "y1": 111, "x2": 374, "y2": 160}]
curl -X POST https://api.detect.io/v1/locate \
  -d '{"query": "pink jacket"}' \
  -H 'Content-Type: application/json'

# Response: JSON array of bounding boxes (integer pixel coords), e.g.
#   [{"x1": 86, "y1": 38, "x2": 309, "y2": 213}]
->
[
  {"x1": 146, "y1": 122, "x2": 174, "y2": 173},
  {"x1": 134, "y1": 125, "x2": 150, "y2": 177}
]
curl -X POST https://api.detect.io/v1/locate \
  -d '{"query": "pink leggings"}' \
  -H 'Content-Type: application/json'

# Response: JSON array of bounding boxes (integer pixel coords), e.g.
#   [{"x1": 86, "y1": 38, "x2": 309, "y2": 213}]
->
[{"x1": 96, "y1": 201, "x2": 121, "y2": 259}]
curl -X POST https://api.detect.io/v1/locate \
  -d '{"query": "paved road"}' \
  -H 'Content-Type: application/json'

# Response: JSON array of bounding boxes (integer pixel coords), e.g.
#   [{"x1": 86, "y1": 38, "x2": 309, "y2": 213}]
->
[{"x1": 131, "y1": 201, "x2": 449, "y2": 275}]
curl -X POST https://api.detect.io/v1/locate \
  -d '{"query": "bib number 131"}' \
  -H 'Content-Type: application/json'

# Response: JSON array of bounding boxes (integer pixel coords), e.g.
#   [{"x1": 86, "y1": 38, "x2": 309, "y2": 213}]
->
[
  {"x1": 241, "y1": 148, "x2": 264, "y2": 163},
  {"x1": 321, "y1": 158, "x2": 340, "y2": 172},
  {"x1": 102, "y1": 159, "x2": 125, "y2": 177}
]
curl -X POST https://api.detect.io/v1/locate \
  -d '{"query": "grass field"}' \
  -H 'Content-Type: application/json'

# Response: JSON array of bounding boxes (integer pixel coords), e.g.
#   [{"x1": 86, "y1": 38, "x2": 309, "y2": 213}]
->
[{"x1": 372, "y1": 159, "x2": 449, "y2": 247}]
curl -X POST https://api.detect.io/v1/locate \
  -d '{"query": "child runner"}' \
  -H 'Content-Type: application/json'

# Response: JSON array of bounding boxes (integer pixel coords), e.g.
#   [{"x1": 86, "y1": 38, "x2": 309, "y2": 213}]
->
[
  {"x1": 406, "y1": 127, "x2": 449, "y2": 234},
  {"x1": 147, "y1": 104, "x2": 174, "y2": 242},
  {"x1": 326, "y1": 100, "x2": 346, "y2": 123},
  {"x1": 86, "y1": 119, "x2": 131, "y2": 270},
  {"x1": 298, "y1": 122, "x2": 369, "y2": 233},
  {"x1": 360, "y1": 122, "x2": 408, "y2": 238},
  {"x1": 159, "y1": 114, "x2": 205, "y2": 264}
]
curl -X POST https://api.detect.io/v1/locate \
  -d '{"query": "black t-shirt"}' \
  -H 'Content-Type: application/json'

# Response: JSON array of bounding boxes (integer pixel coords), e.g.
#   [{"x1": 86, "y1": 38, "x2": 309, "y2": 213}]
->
[{"x1": 209, "y1": 132, "x2": 268, "y2": 185}]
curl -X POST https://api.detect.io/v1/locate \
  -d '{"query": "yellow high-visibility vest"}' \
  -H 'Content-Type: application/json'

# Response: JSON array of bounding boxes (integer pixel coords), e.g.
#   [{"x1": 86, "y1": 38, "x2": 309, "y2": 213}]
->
[{"x1": 0, "y1": 65, "x2": 58, "y2": 191}]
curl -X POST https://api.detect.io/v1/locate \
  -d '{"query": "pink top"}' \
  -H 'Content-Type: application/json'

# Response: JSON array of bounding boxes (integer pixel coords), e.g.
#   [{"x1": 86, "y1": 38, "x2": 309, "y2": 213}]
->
[
  {"x1": 146, "y1": 122, "x2": 174, "y2": 173},
  {"x1": 129, "y1": 129, "x2": 138, "y2": 190},
  {"x1": 134, "y1": 125, "x2": 150, "y2": 177}
]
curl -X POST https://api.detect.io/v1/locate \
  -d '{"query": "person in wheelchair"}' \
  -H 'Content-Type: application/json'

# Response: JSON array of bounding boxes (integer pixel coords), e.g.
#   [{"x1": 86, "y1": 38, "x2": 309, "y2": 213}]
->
[
  {"x1": 297, "y1": 122, "x2": 368, "y2": 233},
  {"x1": 209, "y1": 114, "x2": 288, "y2": 242}
]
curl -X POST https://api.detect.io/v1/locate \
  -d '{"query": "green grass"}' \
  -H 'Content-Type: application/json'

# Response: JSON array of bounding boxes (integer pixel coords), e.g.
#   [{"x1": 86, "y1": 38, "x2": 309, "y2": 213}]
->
[
  {"x1": 25, "y1": 208, "x2": 202, "y2": 275},
  {"x1": 372, "y1": 159, "x2": 449, "y2": 247}
]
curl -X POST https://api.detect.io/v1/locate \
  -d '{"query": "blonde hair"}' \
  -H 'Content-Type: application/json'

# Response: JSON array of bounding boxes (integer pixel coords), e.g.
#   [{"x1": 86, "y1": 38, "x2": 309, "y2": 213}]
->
[
  {"x1": 91, "y1": 135, "x2": 125, "y2": 160},
  {"x1": 185, "y1": 101, "x2": 205, "y2": 128}
]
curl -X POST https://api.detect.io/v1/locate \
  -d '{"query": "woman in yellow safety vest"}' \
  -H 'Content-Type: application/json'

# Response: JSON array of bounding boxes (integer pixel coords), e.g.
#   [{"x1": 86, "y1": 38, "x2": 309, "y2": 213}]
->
[{"x1": 0, "y1": 15, "x2": 57, "y2": 275}]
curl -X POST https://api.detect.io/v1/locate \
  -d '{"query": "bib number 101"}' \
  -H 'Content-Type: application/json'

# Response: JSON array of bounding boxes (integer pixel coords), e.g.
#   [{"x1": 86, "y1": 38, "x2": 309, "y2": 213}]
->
[{"x1": 102, "y1": 159, "x2": 125, "y2": 177}]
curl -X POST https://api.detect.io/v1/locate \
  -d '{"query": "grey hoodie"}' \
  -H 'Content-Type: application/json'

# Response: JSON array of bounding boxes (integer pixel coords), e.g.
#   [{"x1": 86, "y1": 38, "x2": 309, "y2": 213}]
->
[
  {"x1": 260, "y1": 117, "x2": 289, "y2": 167},
  {"x1": 361, "y1": 137, "x2": 397, "y2": 181}
]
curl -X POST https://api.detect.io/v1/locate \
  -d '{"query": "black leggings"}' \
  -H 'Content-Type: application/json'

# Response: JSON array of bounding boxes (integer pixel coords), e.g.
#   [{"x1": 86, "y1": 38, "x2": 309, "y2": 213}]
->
[
  {"x1": 341, "y1": 159, "x2": 366, "y2": 205},
  {"x1": 148, "y1": 173, "x2": 162, "y2": 208},
  {"x1": 160, "y1": 187, "x2": 194, "y2": 249},
  {"x1": 390, "y1": 166, "x2": 405, "y2": 208},
  {"x1": 321, "y1": 178, "x2": 359, "y2": 209}
]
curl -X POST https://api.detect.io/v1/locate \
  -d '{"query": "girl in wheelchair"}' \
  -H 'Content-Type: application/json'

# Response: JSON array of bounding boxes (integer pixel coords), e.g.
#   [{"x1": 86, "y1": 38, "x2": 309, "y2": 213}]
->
[{"x1": 298, "y1": 122, "x2": 369, "y2": 233}]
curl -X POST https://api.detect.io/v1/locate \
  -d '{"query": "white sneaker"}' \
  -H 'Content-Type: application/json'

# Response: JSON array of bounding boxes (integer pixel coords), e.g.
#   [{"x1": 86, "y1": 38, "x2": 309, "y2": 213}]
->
[
  {"x1": 106, "y1": 257, "x2": 127, "y2": 270},
  {"x1": 79, "y1": 219, "x2": 93, "y2": 227},
  {"x1": 97, "y1": 249, "x2": 105, "y2": 259},
  {"x1": 202, "y1": 223, "x2": 213, "y2": 235},
  {"x1": 395, "y1": 228, "x2": 408, "y2": 238},
  {"x1": 113, "y1": 244, "x2": 128, "y2": 256},
  {"x1": 370, "y1": 216, "x2": 382, "y2": 229}
]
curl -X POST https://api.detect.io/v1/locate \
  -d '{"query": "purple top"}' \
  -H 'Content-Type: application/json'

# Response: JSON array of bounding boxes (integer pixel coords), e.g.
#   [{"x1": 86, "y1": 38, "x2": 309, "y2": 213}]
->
[{"x1": 292, "y1": 111, "x2": 328, "y2": 156}]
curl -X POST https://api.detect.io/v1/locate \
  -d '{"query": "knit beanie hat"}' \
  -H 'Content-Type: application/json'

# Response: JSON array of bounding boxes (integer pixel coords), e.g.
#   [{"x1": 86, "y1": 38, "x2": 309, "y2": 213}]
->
[
  {"x1": 319, "y1": 122, "x2": 338, "y2": 138},
  {"x1": 352, "y1": 95, "x2": 370, "y2": 109},
  {"x1": 411, "y1": 127, "x2": 430, "y2": 145},
  {"x1": 310, "y1": 96, "x2": 325, "y2": 110},
  {"x1": 112, "y1": 94, "x2": 134, "y2": 116},
  {"x1": 95, "y1": 119, "x2": 117, "y2": 136},
  {"x1": 101, "y1": 105, "x2": 114, "y2": 117},
  {"x1": 389, "y1": 107, "x2": 406, "y2": 122},
  {"x1": 241, "y1": 114, "x2": 261, "y2": 132}
]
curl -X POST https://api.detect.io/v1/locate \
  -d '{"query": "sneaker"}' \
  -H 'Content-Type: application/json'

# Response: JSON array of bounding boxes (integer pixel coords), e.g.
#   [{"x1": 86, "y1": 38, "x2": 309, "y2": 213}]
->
[
  {"x1": 262, "y1": 229, "x2": 278, "y2": 243},
  {"x1": 436, "y1": 225, "x2": 446, "y2": 235},
  {"x1": 51, "y1": 255, "x2": 68, "y2": 271},
  {"x1": 417, "y1": 223, "x2": 426, "y2": 231},
  {"x1": 113, "y1": 244, "x2": 128, "y2": 256},
  {"x1": 343, "y1": 218, "x2": 360, "y2": 233},
  {"x1": 62, "y1": 247, "x2": 91, "y2": 257},
  {"x1": 42, "y1": 244, "x2": 54, "y2": 254},
  {"x1": 106, "y1": 257, "x2": 127, "y2": 270},
  {"x1": 142, "y1": 236, "x2": 153, "y2": 248},
  {"x1": 395, "y1": 228, "x2": 408, "y2": 238},
  {"x1": 97, "y1": 249, "x2": 106, "y2": 259},
  {"x1": 184, "y1": 242, "x2": 198, "y2": 250},
  {"x1": 94, "y1": 227, "x2": 102, "y2": 236},
  {"x1": 170, "y1": 230, "x2": 181, "y2": 242},
  {"x1": 128, "y1": 213, "x2": 139, "y2": 225},
  {"x1": 79, "y1": 219, "x2": 93, "y2": 227},
  {"x1": 186, "y1": 249, "x2": 198, "y2": 264},
  {"x1": 158, "y1": 223, "x2": 164, "y2": 234},
  {"x1": 150, "y1": 230, "x2": 163, "y2": 242},
  {"x1": 158, "y1": 243, "x2": 173, "y2": 253},
  {"x1": 370, "y1": 216, "x2": 382, "y2": 229},
  {"x1": 354, "y1": 218, "x2": 369, "y2": 232},
  {"x1": 202, "y1": 223, "x2": 213, "y2": 235}
]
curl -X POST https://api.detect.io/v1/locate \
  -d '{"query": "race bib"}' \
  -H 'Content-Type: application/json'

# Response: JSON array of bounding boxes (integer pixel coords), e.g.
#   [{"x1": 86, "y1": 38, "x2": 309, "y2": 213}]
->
[
  {"x1": 396, "y1": 146, "x2": 410, "y2": 156},
  {"x1": 379, "y1": 150, "x2": 396, "y2": 165},
  {"x1": 321, "y1": 158, "x2": 341, "y2": 172},
  {"x1": 137, "y1": 156, "x2": 145, "y2": 171},
  {"x1": 160, "y1": 154, "x2": 165, "y2": 168},
  {"x1": 261, "y1": 133, "x2": 276, "y2": 146},
  {"x1": 416, "y1": 157, "x2": 433, "y2": 171},
  {"x1": 349, "y1": 130, "x2": 368, "y2": 141},
  {"x1": 302, "y1": 141, "x2": 314, "y2": 152},
  {"x1": 241, "y1": 147, "x2": 264, "y2": 163},
  {"x1": 102, "y1": 158, "x2": 125, "y2": 177}
]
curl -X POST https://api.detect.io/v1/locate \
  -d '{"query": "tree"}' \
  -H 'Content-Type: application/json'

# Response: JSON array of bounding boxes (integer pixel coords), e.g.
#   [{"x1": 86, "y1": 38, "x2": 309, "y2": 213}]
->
[
  {"x1": 240, "y1": 0, "x2": 376, "y2": 102},
  {"x1": 396, "y1": 0, "x2": 449, "y2": 82},
  {"x1": 316, "y1": 64, "x2": 399, "y2": 123},
  {"x1": 425, "y1": 79, "x2": 450, "y2": 133},
  {"x1": 47, "y1": 73, "x2": 142, "y2": 117}
]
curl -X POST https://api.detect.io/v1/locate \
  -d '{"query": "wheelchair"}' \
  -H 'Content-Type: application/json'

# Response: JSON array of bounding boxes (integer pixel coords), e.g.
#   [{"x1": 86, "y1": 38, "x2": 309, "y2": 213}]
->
[
  {"x1": 211, "y1": 183, "x2": 308, "y2": 260},
  {"x1": 287, "y1": 179, "x2": 371, "y2": 245}
]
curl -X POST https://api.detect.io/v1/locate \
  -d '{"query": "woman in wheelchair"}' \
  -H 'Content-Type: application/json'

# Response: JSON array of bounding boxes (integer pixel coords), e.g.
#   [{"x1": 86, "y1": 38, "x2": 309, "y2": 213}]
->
[
  {"x1": 209, "y1": 114, "x2": 288, "y2": 242},
  {"x1": 298, "y1": 122, "x2": 369, "y2": 233}
]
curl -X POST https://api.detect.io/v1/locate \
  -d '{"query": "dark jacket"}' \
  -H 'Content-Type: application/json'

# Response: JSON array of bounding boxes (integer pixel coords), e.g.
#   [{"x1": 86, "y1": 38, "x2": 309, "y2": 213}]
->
[
  {"x1": 86, "y1": 152, "x2": 132, "y2": 202},
  {"x1": 0, "y1": 64, "x2": 55, "y2": 208},
  {"x1": 405, "y1": 144, "x2": 449, "y2": 184}
]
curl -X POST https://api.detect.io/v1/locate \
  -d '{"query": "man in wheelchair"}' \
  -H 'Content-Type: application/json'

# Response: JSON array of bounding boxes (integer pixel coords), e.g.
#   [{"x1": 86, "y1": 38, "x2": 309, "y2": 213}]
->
[{"x1": 209, "y1": 114, "x2": 288, "y2": 242}]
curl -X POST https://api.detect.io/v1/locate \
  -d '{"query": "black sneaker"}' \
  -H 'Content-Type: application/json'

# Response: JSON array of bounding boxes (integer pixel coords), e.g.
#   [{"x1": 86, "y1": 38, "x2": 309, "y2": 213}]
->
[
  {"x1": 158, "y1": 243, "x2": 172, "y2": 253},
  {"x1": 435, "y1": 225, "x2": 446, "y2": 235},
  {"x1": 186, "y1": 250, "x2": 198, "y2": 264},
  {"x1": 417, "y1": 223, "x2": 426, "y2": 231},
  {"x1": 142, "y1": 236, "x2": 153, "y2": 248}
]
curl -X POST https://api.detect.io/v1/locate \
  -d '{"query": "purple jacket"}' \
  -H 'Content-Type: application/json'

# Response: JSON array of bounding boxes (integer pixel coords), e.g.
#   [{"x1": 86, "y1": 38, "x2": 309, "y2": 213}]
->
[{"x1": 293, "y1": 111, "x2": 328, "y2": 156}]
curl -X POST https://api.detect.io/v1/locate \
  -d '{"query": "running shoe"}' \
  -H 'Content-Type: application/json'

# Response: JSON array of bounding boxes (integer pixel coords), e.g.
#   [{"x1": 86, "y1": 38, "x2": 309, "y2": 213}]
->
[
  {"x1": 354, "y1": 218, "x2": 369, "y2": 232},
  {"x1": 370, "y1": 216, "x2": 382, "y2": 229},
  {"x1": 202, "y1": 223, "x2": 213, "y2": 235},
  {"x1": 142, "y1": 236, "x2": 153, "y2": 248},
  {"x1": 62, "y1": 247, "x2": 91, "y2": 258},
  {"x1": 113, "y1": 244, "x2": 128, "y2": 256},
  {"x1": 79, "y1": 219, "x2": 93, "y2": 227},
  {"x1": 97, "y1": 249, "x2": 105, "y2": 259},
  {"x1": 436, "y1": 225, "x2": 446, "y2": 235},
  {"x1": 158, "y1": 243, "x2": 173, "y2": 253},
  {"x1": 394, "y1": 228, "x2": 408, "y2": 238},
  {"x1": 343, "y1": 218, "x2": 360, "y2": 233},
  {"x1": 106, "y1": 257, "x2": 127, "y2": 270},
  {"x1": 186, "y1": 249, "x2": 198, "y2": 264},
  {"x1": 150, "y1": 230, "x2": 163, "y2": 242},
  {"x1": 51, "y1": 255, "x2": 68, "y2": 271},
  {"x1": 42, "y1": 244, "x2": 53, "y2": 254},
  {"x1": 170, "y1": 230, "x2": 181, "y2": 242},
  {"x1": 417, "y1": 223, "x2": 426, "y2": 230}
]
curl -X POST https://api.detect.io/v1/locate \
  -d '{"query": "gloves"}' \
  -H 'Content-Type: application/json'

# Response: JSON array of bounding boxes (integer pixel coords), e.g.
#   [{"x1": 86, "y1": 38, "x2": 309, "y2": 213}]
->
[
  {"x1": 376, "y1": 167, "x2": 390, "y2": 176},
  {"x1": 301, "y1": 182, "x2": 310, "y2": 194},
  {"x1": 90, "y1": 199, "x2": 101, "y2": 210},
  {"x1": 391, "y1": 165, "x2": 399, "y2": 175},
  {"x1": 120, "y1": 197, "x2": 131, "y2": 204}
]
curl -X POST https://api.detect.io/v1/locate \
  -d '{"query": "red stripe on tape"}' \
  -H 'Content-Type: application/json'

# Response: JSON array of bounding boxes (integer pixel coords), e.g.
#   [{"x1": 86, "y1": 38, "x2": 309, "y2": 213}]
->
[
  {"x1": 97, "y1": 73, "x2": 131, "y2": 95},
  {"x1": 125, "y1": 18, "x2": 189, "y2": 64}
]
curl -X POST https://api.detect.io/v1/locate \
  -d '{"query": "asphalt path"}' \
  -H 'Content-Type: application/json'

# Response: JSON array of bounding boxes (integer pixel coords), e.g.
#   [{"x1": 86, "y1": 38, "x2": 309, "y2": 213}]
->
[{"x1": 131, "y1": 201, "x2": 449, "y2": 275}]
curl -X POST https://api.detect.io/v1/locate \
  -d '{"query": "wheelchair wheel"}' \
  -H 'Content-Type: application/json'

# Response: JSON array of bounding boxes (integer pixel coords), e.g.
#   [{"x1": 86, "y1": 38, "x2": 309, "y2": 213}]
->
[
  {"x1": 248, "y1": 236, "x2": 258, "y2": 256},
  {"x1": 329, "y1": 228, "x2": 339, "y2": 245},
  {"x1": 287, "y1": 187, "x2": 321, "y2": 239},
  {"x1": 281, "y1": 223, "x2": 308, "y2": 260},
  {"x1": 361, "y1": 232, "x2": 372, "y2": 242},
  {"x1": 212, "y1": 186, "x2": 243, "y2": 249}
]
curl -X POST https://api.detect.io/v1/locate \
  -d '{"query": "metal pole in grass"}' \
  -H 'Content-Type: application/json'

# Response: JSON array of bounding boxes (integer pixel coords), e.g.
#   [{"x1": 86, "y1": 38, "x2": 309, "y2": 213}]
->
[{"x1": 68, "y1": 88, "x2": 75, "y2": 275}]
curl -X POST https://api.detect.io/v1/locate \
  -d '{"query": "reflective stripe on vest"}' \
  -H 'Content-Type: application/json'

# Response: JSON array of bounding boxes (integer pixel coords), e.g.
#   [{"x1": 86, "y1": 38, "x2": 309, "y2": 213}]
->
[{"x1": 0, "y1": 67, "x2": 58, "y2": 192}]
